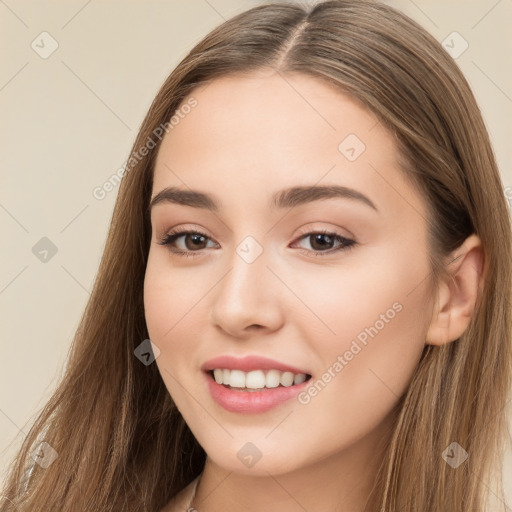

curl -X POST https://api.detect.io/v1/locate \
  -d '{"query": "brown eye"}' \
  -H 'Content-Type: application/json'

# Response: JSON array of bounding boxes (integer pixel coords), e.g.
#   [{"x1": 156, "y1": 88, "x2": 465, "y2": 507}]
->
[
  {"x1": 292, "y1": 230, "x2": 356, "y2": 256},
  {"x1": 158, "y1": 230, "x2": 217, "y2": 257},
  {"x1": 182, "y1": 233, "x2": 208, "y2": 250},
  {"x1": 308, "y1": 233, "x2": 336, "y2": 251}
]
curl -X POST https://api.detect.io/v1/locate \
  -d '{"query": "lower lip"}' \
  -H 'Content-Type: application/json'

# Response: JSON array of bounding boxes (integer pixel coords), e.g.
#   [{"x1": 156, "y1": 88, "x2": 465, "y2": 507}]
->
[{"x1": 204, "y1": 371, "x2": 310, "y2": 413}]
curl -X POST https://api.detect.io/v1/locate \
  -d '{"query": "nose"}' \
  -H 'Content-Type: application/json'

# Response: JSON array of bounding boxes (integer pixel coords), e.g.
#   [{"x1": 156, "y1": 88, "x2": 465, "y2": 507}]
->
[{"x1": 209, "y1": 244, "x2": 285, "y2": 338}]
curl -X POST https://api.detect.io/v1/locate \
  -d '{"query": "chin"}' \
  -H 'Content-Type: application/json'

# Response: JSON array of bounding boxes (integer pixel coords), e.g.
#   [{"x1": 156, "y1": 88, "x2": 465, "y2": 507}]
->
[{"x1": 199, "y1": 436, "x2": 311, "y2": 476}]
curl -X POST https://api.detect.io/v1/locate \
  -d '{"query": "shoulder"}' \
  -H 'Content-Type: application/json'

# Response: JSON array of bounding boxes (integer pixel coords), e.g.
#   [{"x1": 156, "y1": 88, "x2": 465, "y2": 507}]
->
[{"x1": 159, "y1": 476, "x2": 200, "y2": 512}]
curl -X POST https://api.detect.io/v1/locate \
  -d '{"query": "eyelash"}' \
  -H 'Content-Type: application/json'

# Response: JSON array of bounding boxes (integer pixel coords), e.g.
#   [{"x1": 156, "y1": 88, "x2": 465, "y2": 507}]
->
[{"x1": 157, "y1": 228, "x2": 356, "y2": 259}]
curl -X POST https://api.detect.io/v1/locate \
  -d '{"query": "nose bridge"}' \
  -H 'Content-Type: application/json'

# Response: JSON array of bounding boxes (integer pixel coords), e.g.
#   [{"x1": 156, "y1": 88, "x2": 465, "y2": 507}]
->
[{"x1": 210, "y1": 231, "x2": 284, "y2": 334}]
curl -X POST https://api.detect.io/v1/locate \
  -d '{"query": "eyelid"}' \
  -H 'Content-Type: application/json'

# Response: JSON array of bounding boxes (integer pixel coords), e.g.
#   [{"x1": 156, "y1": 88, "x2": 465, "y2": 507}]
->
[
  {"x1": 157, "y1": 223, "x2": 217, "y2": 243},
  {"x1": 293, "y1": 223, "x2": 354, "y2": 241}
]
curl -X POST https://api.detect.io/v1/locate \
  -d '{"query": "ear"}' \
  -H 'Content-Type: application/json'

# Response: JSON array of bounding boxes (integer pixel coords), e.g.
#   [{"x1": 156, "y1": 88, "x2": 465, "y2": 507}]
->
[{"x1": 426, "y1": 234, "x2": 485, "y2": 346}]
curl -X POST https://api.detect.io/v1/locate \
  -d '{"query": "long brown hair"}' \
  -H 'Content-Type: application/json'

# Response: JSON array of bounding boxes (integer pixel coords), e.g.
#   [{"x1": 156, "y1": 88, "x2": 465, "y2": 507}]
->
[{"x1": 2, "y1": 1, "x2": 511, "y2": 510}]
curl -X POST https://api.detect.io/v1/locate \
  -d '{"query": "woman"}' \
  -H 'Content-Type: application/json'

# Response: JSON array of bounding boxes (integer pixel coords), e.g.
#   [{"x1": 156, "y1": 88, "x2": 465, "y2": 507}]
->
[{"x1": 2, "y1": 1, "x2": 511, "y2": 511}]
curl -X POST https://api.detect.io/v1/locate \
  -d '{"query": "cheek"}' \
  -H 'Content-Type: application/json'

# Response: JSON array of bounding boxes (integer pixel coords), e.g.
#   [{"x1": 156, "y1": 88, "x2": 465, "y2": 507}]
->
[
  {"x1": 143, "y1": 263, "x2": 172, "y2": 343},
  {"x1": 290, "y1": 250, "x2": 430, "y2": 357},
  {"x1": 143, "y1": 254, "x2": 212, "y2": 385},
  {"x1": 144, "y1": 252, "x2": 197, "y2": 343},
  {"x1": 143, "y1": 258, "x2": 203, "y2": 412},
  {"x1": 299, "y1": 301, "x2": 426, "y2": 461},
  {"x1": 295, "y1": 249, "x2": 431, "y2": 433}
]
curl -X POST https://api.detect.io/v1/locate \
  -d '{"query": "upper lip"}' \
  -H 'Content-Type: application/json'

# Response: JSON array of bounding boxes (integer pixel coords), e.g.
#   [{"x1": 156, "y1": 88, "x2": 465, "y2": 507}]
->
[{"x1": 201, "y1": 355, "x2": 311, "y2": 375}]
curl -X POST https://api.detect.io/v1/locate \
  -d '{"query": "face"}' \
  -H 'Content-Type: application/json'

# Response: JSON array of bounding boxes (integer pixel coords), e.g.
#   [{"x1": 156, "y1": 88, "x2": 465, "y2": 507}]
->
[{"x1": 143, "y1": 70, "x2": 434, "y2": 476}]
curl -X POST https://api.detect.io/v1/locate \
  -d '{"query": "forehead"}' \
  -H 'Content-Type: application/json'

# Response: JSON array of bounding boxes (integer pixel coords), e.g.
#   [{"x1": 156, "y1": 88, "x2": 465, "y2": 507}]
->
[
  {"x1": 152, "y1": 71, "x2": 426, "y2": 222},
  {"x1": 157, "y1": 71, "x2": 380, "y2": 165}
]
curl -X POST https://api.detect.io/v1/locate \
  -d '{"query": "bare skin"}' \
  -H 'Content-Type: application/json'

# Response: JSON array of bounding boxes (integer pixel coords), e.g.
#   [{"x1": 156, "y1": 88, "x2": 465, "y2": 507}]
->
[{"x1": 144, "y1": 70, "x2": 484, "y2": 512}]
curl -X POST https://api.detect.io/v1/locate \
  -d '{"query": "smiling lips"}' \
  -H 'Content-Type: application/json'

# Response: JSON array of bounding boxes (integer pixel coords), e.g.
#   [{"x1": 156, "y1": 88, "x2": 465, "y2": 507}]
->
[{"x1": 201, "y1": 355, "x2": 312, "y2": 413}]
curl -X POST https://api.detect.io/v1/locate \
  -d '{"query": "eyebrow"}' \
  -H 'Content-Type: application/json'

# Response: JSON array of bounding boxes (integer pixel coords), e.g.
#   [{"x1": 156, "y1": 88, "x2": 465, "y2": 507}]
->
[{"x1": 149, "y1": 184, "x2": 378, "y2": 212}]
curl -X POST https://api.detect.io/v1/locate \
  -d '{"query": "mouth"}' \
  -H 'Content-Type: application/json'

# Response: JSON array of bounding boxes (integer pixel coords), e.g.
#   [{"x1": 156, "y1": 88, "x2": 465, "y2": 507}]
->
[
  {"x1": 201, "y1": 355, "x2": 313, "y2": 413},
  {"x1": 204, "y1": 368, "x2": 313, "y2": 413},
  {"x1": 207, "y1": 368, "x2": 312, "y2": 392}
]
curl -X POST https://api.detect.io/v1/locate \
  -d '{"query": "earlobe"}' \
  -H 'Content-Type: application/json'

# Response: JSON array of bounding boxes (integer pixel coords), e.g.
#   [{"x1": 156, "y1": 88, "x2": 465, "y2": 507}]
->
[{"x1": 426, "y1": 234, "x2": 485, "y2": 346}]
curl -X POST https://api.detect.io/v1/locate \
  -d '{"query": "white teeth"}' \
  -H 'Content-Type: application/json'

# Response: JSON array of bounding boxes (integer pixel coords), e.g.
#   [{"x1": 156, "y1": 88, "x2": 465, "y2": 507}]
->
[
  {"x1": 229, "y1": 370, "x2": 246, "y2": 388},
  {"x1": 210, "y1": 368, "x2": 309, "y2": 390},
  {"x1": 213, "y1": 369, "x2": 223, "y2": 384},
  {"x1": 294, "y1": 373, "x2": 306, "y2": 385},
  {"x1": 246, "y1": 370, "x2": 266, "y2": 389},
  {"x1": 280, "y1": 371, "x2": 295, "y2": 387},
  {"x1": 265, "y1": 369, "x2": 281, "y2": 388}
]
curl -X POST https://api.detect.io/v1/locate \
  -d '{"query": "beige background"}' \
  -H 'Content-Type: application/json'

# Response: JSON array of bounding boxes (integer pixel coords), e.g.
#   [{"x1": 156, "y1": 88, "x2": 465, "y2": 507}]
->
[{"x1": 1, "y1": 0, "x2": 511, "y2": 506}]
